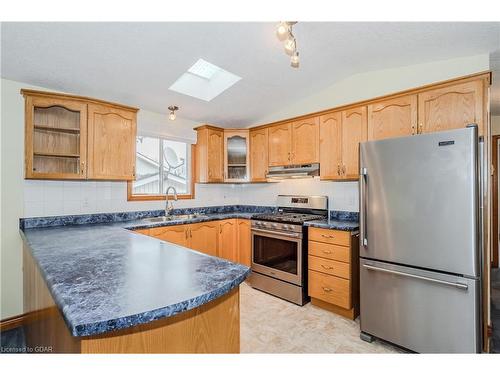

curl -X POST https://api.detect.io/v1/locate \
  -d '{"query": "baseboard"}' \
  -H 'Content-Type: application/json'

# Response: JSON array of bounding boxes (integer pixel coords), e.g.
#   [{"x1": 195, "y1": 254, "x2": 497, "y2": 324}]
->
[{"x1": 0, "y1": 312, "x2": 27, "y2": 331}]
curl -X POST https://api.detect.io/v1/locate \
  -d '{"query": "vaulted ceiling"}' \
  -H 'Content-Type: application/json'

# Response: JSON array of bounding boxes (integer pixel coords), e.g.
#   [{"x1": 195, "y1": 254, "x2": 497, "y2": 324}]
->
[{"x1": 2, "y1": 22, "x2": 499, "y2": 125}]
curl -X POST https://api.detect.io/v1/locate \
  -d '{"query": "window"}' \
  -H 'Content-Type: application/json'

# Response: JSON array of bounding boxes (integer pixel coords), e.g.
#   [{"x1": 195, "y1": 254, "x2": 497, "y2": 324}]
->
[{"x1": 127, "y1": 135, "x2": 194, "y2": 200}]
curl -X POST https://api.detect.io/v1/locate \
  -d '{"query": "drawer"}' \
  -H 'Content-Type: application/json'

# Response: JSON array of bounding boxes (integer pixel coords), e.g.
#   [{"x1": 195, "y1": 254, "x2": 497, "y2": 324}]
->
[
  {"x1": 308, "y1": 227, "x2": 350, "y2": 246},
  {"x1": 308, "y1": 241, "x2": 350, "y2": 263},
  {"x1": 308, "y1": 270, "x2": 351, "y2": 309},
  {"x1": 308, "y1": 255, "x2": 350, "y2": 279}
]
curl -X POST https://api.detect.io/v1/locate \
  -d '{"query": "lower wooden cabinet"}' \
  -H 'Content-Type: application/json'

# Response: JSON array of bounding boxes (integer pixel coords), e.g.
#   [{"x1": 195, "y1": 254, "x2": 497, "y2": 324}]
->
[
  {"x1": 189, "y1": 222, "x2": 218, "y2": 257},
  {"x1": 237, "y1": 219, "x2": 251, "y2": 266},
  {"x1": 308, "y1": 227, "x2": 359, "y2": 319},
  {"x1": 219, "y1": 219, "x2": 238, "y2": 262},
  {"x1": 135, "y1": 218, "x2": 250, "y2": 264},
  {"x1": 149, "y1": 225, "x2": 189, "y2": 247}
]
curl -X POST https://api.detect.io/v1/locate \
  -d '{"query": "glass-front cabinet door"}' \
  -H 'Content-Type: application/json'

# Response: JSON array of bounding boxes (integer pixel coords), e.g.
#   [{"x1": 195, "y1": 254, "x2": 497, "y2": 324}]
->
[
  {"x1": 224, "y1": 130, "x2": 249, "y2": 182},
  {"x1": 24, "y1": 95, "x2": 88, "y2": 179}
]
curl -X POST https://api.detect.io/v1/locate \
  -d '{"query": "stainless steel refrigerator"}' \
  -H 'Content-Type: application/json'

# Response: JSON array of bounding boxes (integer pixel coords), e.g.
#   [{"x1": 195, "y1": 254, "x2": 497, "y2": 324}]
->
[{"x1": 359, "y1": 125, "x2": 484, "y2": 353}]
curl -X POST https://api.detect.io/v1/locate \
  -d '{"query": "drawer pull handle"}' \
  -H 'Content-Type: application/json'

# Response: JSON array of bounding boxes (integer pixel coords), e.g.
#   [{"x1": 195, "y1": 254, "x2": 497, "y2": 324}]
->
[
  {"x1": 321, "y1": 234, "x2": 335, "y2": 239},
  {"x1": 321, "y1": 265, "x2": 333, "y2": 270},
  {"x1": 322, "y1": 250, "x2": 332, "y2": 254},
  {"x1": 322, "y1": 287, "x2": 333, "y2": 292}
]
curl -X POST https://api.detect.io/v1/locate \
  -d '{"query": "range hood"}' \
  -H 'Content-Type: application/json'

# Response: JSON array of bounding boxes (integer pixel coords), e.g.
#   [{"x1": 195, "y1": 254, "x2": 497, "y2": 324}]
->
[{"x1": 266, "y1": 163, "x2": 320, "y2": 179}]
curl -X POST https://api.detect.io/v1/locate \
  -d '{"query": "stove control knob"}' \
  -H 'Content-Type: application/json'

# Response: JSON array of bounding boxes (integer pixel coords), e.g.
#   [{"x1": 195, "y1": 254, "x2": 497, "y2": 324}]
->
[
  {"x1": 272, "y1": 223, "x2": 278, "y2": 228},
  {"x1": 283, "y1": 225, "x2": 289, "y2": 230}
]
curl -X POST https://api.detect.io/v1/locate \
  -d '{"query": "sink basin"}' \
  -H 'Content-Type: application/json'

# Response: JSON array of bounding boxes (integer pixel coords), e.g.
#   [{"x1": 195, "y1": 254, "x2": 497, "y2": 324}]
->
[{"x1": 143, "y1": 214, "x2": 207, "y2": 223}]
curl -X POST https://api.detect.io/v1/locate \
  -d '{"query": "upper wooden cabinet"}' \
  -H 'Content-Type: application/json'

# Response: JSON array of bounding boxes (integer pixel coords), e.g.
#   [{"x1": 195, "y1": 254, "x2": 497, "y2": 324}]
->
[
  {"x1": 87, "y1": 104, "x2": 136, "y2": 180},
  {"x1": 196, "y1": 126, "x2": 224, "y2": 183},
  {"x1": 320, "y1": 107, "x2": 367, "y2": 180},
  {"x1": 319, "y1": 112, "x2": 342, "y2": 179},
  {"x1": 25, "y1": 95, "x2": 88, "y2": 179},
  {"x1": 342, "y1": 107, "x2": 367, "y2": 179},
  {"x1": 224, "y1": 130, "x2": 249, "y2": 182},
  {"x1": 268, "y1": 122, "x2": 292, "y2": 166},
  {"x1": 367, "y1": 95, "x2": 417, "y2": 141},
  {"x1": 249, "y1": 128, "x2": 269, "y2": 182},
  {"x1": 291, "y1": 117, "x2": 320, "y2": 164},
  {"x1": 418, "y1": 80, "x2": 484, "y2": 135},
  {"x1": 23, "y1": 90, "x2": 138, "y2": 181},
  {"x1": 268, "y1": 117, "x2": 319, "y2": 167}
]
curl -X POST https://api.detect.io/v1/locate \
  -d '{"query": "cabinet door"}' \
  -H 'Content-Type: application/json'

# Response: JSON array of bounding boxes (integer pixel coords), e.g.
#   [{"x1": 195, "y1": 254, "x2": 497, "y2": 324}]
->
[
  {"x1": 25, "y1": 96, "x2": 88, "y2": 180},
  {"x1": 149, "y1": 225, "x2": 189, "y2": 247},
  {"x1": 237, "y1": 219, "x2": 251, "y2": 266},
  {"x1": 319, "y1": 112, "x2": 343, "y2": 180},
  {"x1": 87, "y1": 104, "x2": 136, "y2": 180},
  {"x1": 224, "y1": 130, "x2": 249, "y2": 182},
  {"x1": 218, "y1": 219, "x2": 238, "y2": 262},
  {"x1": 418, "y1": 80, "x2": 484, "y2": 135},
  {"x1": 189, "y1": 222, "x2": 218, "y2": 257},
  {"x1": 268, "y1": 123, "x2": 292, "y2": 166},
  {"x1": 249, "y1": 128, "x2": 269, "y2": 182},
  {"x1": 291, "y1": 117, "x2": 320, "y2": 164},
  {"x1": 367, "y1": 95, "x2": 417, "y2": 141},
  {"x1": 341, "y1": 106, "x2": 367, "y2": 179},
  {"x1": 207, "y1": 129, "x2": 224, "y2": 182}
]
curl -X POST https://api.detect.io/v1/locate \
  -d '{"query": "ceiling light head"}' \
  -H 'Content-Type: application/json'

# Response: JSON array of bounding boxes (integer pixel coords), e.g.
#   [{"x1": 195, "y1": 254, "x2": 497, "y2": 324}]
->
[
  {"x1": 276, "y1": 22, "x2": 291, "y2": 41},
  {"x1": 168, "y1": 105, "x2": 179, "y2": 121},
  {"x1": 284, "y1": 37, "x2": 296, "y2": 56},
  {"x1": 290, "y1": 51, "x2": 299, "y2": 68}
]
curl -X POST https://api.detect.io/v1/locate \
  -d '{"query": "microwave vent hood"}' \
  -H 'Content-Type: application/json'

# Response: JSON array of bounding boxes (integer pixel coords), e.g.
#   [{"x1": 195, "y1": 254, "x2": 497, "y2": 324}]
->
[{"x1": 266, "y1": 163, "x2": 319, "y2": 179}]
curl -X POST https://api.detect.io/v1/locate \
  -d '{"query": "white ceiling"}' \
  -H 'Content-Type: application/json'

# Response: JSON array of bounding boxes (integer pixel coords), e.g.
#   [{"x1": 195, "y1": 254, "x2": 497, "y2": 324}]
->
[{"x1": 2, "y1": 22, "x2": 500, "y2": 126}]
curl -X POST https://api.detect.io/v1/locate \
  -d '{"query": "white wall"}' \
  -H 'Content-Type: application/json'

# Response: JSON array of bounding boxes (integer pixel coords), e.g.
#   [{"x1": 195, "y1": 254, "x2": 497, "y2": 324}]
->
[{"x1": 253, "y1": 54, "x2": 490, "y2": 125}]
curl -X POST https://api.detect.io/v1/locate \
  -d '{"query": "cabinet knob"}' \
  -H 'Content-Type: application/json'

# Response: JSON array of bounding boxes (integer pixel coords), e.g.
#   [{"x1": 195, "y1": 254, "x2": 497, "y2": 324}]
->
[
  {"x1": 321, "y1": 264, "x2": 334, "y2": 270},
  {"x1": 322, "y1": 287, "x2": 333, "y2": 293}
]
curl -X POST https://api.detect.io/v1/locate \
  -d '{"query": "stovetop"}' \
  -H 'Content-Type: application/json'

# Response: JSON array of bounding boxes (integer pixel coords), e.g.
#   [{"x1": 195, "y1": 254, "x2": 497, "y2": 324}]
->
[{"x1": 251, "y1": 211, "x2": 327, "y2": 224}]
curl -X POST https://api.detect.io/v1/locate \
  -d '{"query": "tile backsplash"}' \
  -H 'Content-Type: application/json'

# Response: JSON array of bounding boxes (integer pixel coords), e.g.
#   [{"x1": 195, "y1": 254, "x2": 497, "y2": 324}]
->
[{"x1": 22, "y1": 177, "x2": 359, "y2": 218}]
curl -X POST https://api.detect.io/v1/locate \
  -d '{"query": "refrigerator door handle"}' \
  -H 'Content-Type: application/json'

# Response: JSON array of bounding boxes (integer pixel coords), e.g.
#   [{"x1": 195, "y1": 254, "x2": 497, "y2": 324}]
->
[
  {"x1": 363, "y1": 264, "x2": 469, "y2": 290},
  {"x1": 360, "y1": 167, "x2": 368, "y2": 246}
]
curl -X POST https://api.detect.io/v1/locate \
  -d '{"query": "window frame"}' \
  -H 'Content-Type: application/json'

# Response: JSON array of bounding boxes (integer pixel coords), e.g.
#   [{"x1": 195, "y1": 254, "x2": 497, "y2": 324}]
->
[{"x1": 127, "y1": 135, "x2": 196, "y2": 201}]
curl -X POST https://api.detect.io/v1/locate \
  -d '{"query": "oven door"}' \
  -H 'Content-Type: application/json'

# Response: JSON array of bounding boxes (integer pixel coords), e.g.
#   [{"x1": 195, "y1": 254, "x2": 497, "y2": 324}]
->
[{"x1": 251, "y1": 228, "x2": 303, "y2": 286}]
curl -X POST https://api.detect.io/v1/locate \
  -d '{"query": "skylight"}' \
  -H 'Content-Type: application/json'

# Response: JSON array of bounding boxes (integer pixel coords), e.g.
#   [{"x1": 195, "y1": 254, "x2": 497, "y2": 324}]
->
[{"x1": 169, "y1": 59, "x2": 241, "y2": 102}]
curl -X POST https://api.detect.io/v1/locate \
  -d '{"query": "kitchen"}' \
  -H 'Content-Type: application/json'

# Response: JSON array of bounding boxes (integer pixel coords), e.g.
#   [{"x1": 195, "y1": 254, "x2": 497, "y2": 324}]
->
[{"x1": 1, "y1": 7, "x2": 500, "y2": 370}]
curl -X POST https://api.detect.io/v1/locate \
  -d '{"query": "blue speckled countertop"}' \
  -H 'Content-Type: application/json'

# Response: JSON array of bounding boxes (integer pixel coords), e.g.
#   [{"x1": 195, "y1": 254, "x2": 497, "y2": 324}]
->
[
  {"x1": 20, "y1": 205, "x2": 358, "y2": 337},
  {"x1": 21, "y1": 212, "x2": 256, "y2": 337}
]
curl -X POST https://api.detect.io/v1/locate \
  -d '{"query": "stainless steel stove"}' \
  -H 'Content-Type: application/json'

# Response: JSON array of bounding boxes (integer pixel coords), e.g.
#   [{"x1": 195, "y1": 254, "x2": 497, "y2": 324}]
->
[{"x1": 247, "y1": 195, "x2": 328, "y2": 305}]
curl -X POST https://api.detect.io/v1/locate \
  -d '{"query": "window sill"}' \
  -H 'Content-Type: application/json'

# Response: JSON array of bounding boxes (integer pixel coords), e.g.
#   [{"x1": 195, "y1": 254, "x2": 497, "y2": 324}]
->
[{"x1": 127, "y1": 193, "x2": 194, "y2": 201}]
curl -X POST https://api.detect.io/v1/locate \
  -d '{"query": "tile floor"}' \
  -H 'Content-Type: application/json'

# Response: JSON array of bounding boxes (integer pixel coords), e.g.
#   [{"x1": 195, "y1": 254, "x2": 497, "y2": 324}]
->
[
  {"x1": 491, "y1": 268, "x2": 500, "y2": 353},
  {"x1": 239, "y1": 282, "x2": 402, "y2": 353}
]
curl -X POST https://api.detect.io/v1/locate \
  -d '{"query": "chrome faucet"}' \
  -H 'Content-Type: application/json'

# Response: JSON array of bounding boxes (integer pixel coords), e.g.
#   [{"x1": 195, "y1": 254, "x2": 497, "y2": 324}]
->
[{"x1": 165, "y1": 186, "x2": 178, "y2": 217}]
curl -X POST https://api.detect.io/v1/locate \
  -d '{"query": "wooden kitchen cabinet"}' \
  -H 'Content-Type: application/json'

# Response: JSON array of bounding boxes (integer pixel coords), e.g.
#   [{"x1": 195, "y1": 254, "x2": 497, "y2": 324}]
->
[
  {"x1": 367, "y1": 95, "x2": 417, "y2": 141},
  {"x1": 319, "y1": 107, "x2": 367, "y2": 180},
  {"x1": 87, "y1": 104, "x2": 137, "y2": 180},
  {"x1": 224, "y1": 130, "x2": 249, "y2": 182},
  {"x1": 308, "y1": 227, "x2": 359, "y2": 319},
  {"x1": 249, "y1": 128, "x2": 269, "y2": 182},
  {"x1": 291, "y1": 117, "x2": 320, "y2": 164},
  {"x1": 24, "y1": 95, "x2": 88, "y2": 179},
  {"x1": 189, "y1": 222, "x2": 218, "y2": 257},
  {"x1": 268, "y1": 122, "x2": 292, "y2": 166},
  {"x1": 219, "y1": 219, "x2": 238, "y2": 262},
  {"x1": 319, "y1": 111, "x2": 342, "y2": 180},
  {"x1": 418, "y1": 80, "x2": 484, "y2": 135},
  {"x1": 149, "y1": 225, "x2": 190, "y2": 247},
  {"x1": 341, "y1": 106, "x2": 367, "y2": 179},
  {"x1": 22, "y1": 89, "x2": 138, "y2": 181},
  {"x1": 195, "y1": 126, "x2": 224, "y2": 183},
  {"x1": 268, "y1": 117, "x2": 319, "y2": 167},
  {"x1": 237, "y1": 219, "x2": 251, "y2": 266}
]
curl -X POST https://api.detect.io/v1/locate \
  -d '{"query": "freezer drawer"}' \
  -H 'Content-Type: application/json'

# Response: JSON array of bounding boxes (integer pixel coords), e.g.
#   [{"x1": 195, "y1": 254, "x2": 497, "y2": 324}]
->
[{"x1": 360, "y1": 259, "x2": 480, "y2": 353}]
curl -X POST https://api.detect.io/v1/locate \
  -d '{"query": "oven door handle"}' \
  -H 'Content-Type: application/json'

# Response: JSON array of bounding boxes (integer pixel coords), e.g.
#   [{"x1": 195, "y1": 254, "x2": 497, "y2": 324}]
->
[{"x1": 251, "y1": 228, "x2": 302, "y2": 239}]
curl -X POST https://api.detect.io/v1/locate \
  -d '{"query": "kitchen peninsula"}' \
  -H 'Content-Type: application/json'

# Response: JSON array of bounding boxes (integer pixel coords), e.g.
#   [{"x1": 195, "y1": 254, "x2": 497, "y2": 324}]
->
[{"x1": 20, "y1": 210, "x2": 254, "y2": 353}]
